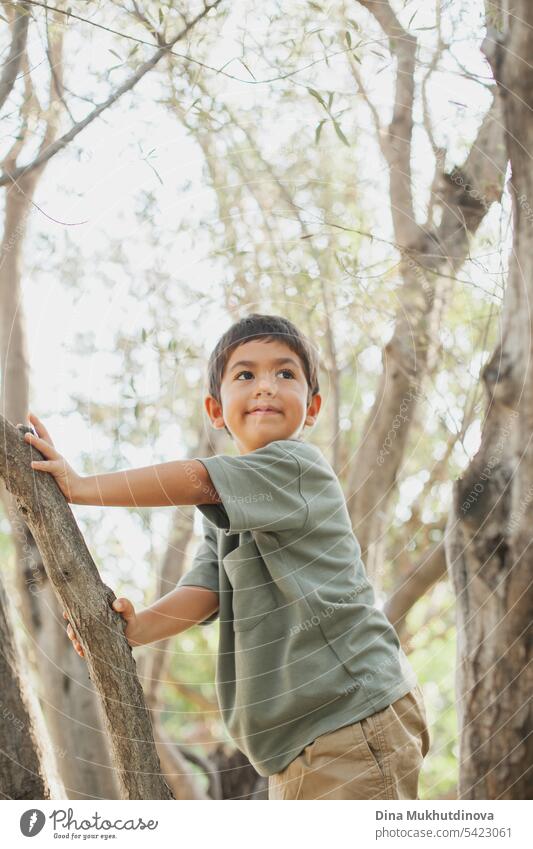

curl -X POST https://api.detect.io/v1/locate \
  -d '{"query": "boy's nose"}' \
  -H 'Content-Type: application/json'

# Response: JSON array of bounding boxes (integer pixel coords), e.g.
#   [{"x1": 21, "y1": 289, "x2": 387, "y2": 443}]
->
[
  {"x1": 254, "y1": 375, "x2": 277, "y2": 393},
  {"x1": 255, "y1": 382, "x2": 277, "y2": 396}
]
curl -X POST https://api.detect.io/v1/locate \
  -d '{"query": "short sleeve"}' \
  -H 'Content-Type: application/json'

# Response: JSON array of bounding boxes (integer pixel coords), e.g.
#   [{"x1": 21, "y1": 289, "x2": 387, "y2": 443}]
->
[
  {"x1": 194, "y1": 440, "x2": 309, "y2": 535},
  {"x1": 176, "y1": 516, "x2": 219, "y2": 626}
]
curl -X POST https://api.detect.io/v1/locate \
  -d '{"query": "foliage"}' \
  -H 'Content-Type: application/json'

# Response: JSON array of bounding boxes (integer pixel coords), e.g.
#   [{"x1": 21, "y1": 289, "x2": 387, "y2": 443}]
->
[{"x1": 1, "y1": 0, "x2": 511, "y2": 799}]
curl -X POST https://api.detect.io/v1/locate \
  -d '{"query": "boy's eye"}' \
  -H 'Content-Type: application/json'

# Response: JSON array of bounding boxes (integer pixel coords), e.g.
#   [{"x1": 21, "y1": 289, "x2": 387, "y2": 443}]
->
[{"x1": 235, "y1": 369, "x2": 295, "y2": 380}]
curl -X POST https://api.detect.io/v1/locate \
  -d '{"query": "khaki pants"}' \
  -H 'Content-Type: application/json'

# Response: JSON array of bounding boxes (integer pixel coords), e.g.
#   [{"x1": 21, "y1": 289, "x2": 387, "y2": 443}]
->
[{"x1": 268, "y1": 685, "x2": 431, "y2": 800}]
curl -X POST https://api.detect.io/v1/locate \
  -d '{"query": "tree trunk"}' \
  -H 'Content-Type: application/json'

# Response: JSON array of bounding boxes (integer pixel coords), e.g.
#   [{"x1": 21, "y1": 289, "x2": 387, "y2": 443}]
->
[
  {"x1": 346, "y1": 1, "x2": 508, "y2": 584},
  {"x1": 445, "y1": 0, "x2": 533, "y2": 799},
  {"x1": 0, "y1": 6, "x2": 120, "y2": 797},
  {"x1": 0, "y1": 177, "x2": 119, "y2": 798},
  {"x1": 0, "y1": 416, "x2": 174, "y2": 799},
  {"x1": 0, "y1": 579, "x2": 52, "y2": 799},
  {"x1": 35, "y1": 580, "x2": 122, "y2": 799}
]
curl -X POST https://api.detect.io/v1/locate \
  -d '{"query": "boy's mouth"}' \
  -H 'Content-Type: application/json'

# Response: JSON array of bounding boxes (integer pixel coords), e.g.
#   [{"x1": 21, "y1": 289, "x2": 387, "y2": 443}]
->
[{"x1": 247, "y1": 404, "x2": 282, "y2": 415}]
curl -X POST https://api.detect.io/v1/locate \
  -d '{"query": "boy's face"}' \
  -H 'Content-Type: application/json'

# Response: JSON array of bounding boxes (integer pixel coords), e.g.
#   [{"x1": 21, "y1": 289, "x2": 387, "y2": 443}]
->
[{"x1": 204, "y1": 339, "x2": 322, "y2": 454}]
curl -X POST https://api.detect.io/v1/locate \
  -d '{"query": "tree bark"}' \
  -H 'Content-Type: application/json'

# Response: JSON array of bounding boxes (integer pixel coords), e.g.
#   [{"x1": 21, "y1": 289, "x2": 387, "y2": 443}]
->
[
  {"x1": 33, "y1": 578, "x2": 121, "y2": 799},
  {"x1": 0, "y1": 578, "x2": 51, "y2": 799},
  {"x1": 0, "y1": 415, "x2": 174, "y2": 799},
  {"x1": 445, "y1": 0, "x2": 533, "y2": 799}
]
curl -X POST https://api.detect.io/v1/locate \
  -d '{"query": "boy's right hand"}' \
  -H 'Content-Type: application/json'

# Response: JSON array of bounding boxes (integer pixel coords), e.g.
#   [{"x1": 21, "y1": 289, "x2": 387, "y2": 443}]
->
[
  {"x1": 63, "y1": 598, "x2": 140, "y2": 658},
  {"x1": 18, "y1": 412, "x2": 84, "y2": 504}
]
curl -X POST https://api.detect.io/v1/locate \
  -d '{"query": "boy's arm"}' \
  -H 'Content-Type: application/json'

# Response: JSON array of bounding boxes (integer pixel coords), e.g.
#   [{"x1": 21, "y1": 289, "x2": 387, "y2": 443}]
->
[
  {"x1": 75, "y1": 459, "x2": 220, "y2": 507},
  {"x1": 65, "y1": 585, "x2": 219, "y2": 657},
  {"x1": 132, "y1": 585, "x2": 219, "y2": 645},
  {"x1": 22, "y1": 413, "x2": 220, "y2": 507}
]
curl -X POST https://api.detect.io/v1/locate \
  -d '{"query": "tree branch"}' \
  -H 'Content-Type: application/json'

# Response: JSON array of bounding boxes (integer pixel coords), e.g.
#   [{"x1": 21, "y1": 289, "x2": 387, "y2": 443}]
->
[
  {"x1": 0, "y1": 1, "x2": 31, "y2": 112},
  {"x1": 358, "y1": 0, "x2": 418, "y2": 247},
  {"x1": 385, "y1": 539, "x2": 447, "y2": 640},
  {"x1": 0, "y1": 0, "x2": 223, "y2": 187},
  {"x1": 0, "y1": 415, "x2": 174, "y2": 799}
]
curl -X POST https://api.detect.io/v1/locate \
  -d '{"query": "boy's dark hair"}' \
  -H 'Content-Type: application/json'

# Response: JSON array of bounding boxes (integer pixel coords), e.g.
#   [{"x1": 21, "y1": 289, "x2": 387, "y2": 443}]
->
[{"x1": 206, "y1": 313, "x2": 321, "y2": 409}]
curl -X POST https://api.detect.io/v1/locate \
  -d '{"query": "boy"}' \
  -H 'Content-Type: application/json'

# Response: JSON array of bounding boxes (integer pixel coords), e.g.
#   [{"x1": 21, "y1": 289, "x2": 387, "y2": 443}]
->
[{"x1": 24, "y1": 313, "x2": 430, "y2": 800}]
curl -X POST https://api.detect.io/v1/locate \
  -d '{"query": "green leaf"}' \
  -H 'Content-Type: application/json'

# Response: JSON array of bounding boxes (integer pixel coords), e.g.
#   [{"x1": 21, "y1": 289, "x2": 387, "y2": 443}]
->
[
  {"x1": 332, "y1": 120, "x2": 349, "y2": 147},
  {"x1": 149, "y1": 164, "x2": 164, "y2": 185},
  {"x1": 317, "y1": 32, "x2": 330, "y2": 66},
  {"x1": 315, "y1": 119, "x2": 326, "y2": 144},
  {"x1": 158, "y1": 8, "x2": 164, "y2": 25},
  {"x1": 141, "y1": 328, "x2": 147, "y2": 342},
  {"x1": 375, "y1": 61, "x2": 392, "y2": 75},
  {"x1": 184, "y1": 97, "x2": 201, "y2": 115},
  {"x1": 345, "y1": 31, "x2": 352, "y2": 48},
  {"x1": 307, "y1": 87, "x2": 327, "y2": 110}
]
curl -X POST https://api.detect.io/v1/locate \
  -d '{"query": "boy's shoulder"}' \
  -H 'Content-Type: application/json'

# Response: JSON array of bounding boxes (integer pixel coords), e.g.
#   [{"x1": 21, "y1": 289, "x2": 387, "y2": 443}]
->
[{"x1": 195, "y1": 438, "x2": 335, "y2": 538}]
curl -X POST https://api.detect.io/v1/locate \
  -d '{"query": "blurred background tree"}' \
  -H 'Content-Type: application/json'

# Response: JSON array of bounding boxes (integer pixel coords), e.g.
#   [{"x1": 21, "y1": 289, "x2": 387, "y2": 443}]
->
[{"x1": 1, "y1": 0, "x2": 522, "y2": 799}]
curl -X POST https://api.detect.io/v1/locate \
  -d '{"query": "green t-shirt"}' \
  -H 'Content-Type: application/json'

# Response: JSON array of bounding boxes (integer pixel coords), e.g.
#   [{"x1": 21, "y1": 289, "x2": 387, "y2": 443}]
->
[{"x1": 177, "y1": 438, "x2": 417, "y2": 777}]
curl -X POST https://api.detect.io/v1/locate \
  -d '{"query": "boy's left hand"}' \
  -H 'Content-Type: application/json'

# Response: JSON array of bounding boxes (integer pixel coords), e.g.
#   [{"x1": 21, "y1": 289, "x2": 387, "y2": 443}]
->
[{"x1": 63, "y1": 597, "x2": 142, "y2": 658}]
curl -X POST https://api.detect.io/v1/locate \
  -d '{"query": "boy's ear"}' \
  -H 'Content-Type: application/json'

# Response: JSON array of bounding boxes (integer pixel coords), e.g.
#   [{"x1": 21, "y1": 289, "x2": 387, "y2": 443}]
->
[
  {"x1": 305, "y1": 393, "x2": 322, "y2": 427},
  {"x1": 204, "y1": 395, "x2": 226, "y2": 430}
]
